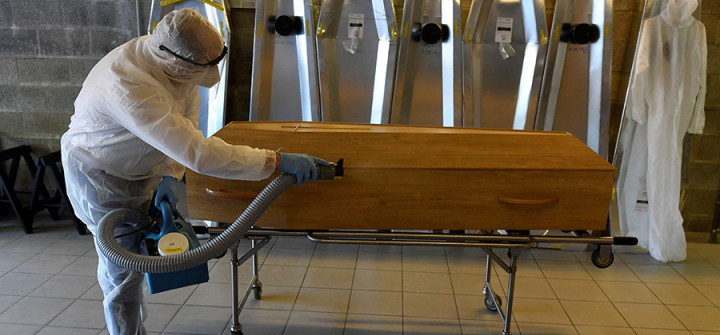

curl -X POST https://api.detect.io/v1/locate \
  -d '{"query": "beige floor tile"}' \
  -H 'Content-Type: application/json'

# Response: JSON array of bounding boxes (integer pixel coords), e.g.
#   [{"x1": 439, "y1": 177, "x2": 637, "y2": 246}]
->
[
  {"x1": 403, "y1": 316, "x2": 462, "y2": 335},
  {"x1": 671, "y1": 250, "x2": 714, "y2": 267},
  {"x1": 310, "y1": 250, "x2": 357, "y2": 269},
  {"x1": 499, "y1": 276, "x2": 556, "y2": 300},
  {"x1": 632, "y1": 265, "x2": 690, "y2": 284},
  {"x1": 258, "y1": 265, "x2": 307, "y2": 287},
  {"x1": 531, "y1": 249, "x2": 580, "y2": 262},
  {"x1": 581, "y1": 261, "x2": 641, "y2": 282},
  {"x1": 0, "y1": 295, "x2": 22, "y2": 315},
  {"x1": 446, "y1": 255, "x2": 487, "y2": 275},
  {"x1": 496, "y1": 258, "x2": 545, "y2": 278},
  {"x1": 0, "y1": 296, "x2": 73, "y2": 325},
  {"x1": 28, "y1": 274, "x2": 96, "y2": 299},
  {"x1": 614, "y1": 302, "x2": 685, "y2": 329},
  {"x1": 667, "y1": 305, "x2": 720, "y2": 331},
  {"x1": 244, "y1": 285, "x2": 300, "y2": 311},
  {"x1": 284, "y1": 310, "x2": 346, "y2": 335},
  {"x1": 597, "y1": 281, "x2": 661, "y2": 304},
  {"x1": 403, "y1": 245, "x2": 446, "y2": 255},
  {"x1": 208, "y1": 262, "x2": 254, "y2": 285},
  {"x1": 454, "y1": 295, "x2": 499, "y2": 321},
  {"x1": 695, "y1": 285, "x2": 720, "y2": 306},
  {"x1": 145, "y1": 284, "x2": 197, "y2": 305},
  {"x1": 575, "y1": 325, "x2": 636, "y2": 335},
  {"x1": 445, "y1": 247, "x2": 487, "y2": 259},
  {"x1": 353, "y1": 269, "x2": 402, "y2": 292},
  {"x1": 460, "y1": 319, "x2": 520, "y2": 335},
  {"x1": 185, "y1": 282, "x2": 233, "y2": 307},
  {"x1": 617, "y1": 253, "x2": 667, "y2": 265},
  {"x1": 646, "y1": 283, "x2": 714, "y2": 306},
  {"x1": 303, "y1": 267, "x2": 354, "y2": 289},
  {"x1": 233, "y1": 308, "x2": 291, "y2": 335},
  {"x1": 450, "y1": 273, "x2": 495, "y2": 296},
  {"x1": 144, "y1": 303, "x2": 182, "y2": 333},
  {"x1": 403, "y1": 271, "x2": 453, "y2": 294},
  {"x1": 0, "y1": 323, "x2": 43, "y2": 334},
  {"x1": 633, "y1": 329, "x2": 692, "y2": 335},
  {"x1": 537, "y1": 260, "x2": 592, "y2": 280},
  {"x1": 403, "y1": 292, "x2": 458, "y2": 319},
  {"x1": 356, "y1": 252, "x2": 402, "y2": 271},
  {"x1": 264, "y1": 248, "x2": 313, "y2": 267},
  {"x1": 272, "y1": 236, "x2": 317, "y2": 250},
  {"x1": 12, "y1": 254, "x2": 79, "y2": 275},
  {"x1": 347, "y1": 290, "x2": 402, "y2": 316},
  {"x1": 673, "y1": 266, "x2": 720, "y2": 286},
  {"x1": 358, "y1": 245, "x2": 402, "y2": 254},
  {"x1": 0, "y1": 272, "x2": 52, "y2": 296},
  {"x1": 518, "y1": 322, "x2": 578, "y2": 334},
  {"x1": 549, "y1": 279, "x2": 607, "y2": 301},
  {"x1": 344, "y1": 314, "x2": 402, "y2": 335},
  {"x1": 402, "y1": 254, "x2": 449, "y2": 273},
  {"x1": 293, "y1": 287, "x2": 351, "y2": 313},
  {"x1": 58, "y1": 256, "x2": 98, "y2": 276},
  {"x1": 49, "y1": 300, "x2": 106, "y2": 329},
  {"x1": 511, "y1": 298, "x2": 571, "y2": 324},
  {"x1": 560, "y1": 300, "x2": 627, "y2": 327},
  {"x1": 315, "y1": 243, "x2": 359, "y2": 252},
  {"x1": 36, "y1": 326, "x2": 103, "y2": 335}
]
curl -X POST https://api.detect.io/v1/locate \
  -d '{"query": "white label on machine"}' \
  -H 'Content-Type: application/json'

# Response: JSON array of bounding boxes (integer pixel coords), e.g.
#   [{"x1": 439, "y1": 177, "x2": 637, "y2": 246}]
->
[
  {"x1": 495, "y1": 17, "x2": 513, "y2": 43},
  {"x1": 635, "y1": 190, "x2": 649, "y2": 211},
  {"x1": 348, "y1": 14, "x2": 364, "y2": 39}
]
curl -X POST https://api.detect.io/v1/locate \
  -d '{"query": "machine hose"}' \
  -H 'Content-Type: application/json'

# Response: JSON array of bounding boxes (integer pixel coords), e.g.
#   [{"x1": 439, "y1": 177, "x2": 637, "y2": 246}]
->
[{"x1": 96, "y1": 173, "x2": 295, "y2": 274}]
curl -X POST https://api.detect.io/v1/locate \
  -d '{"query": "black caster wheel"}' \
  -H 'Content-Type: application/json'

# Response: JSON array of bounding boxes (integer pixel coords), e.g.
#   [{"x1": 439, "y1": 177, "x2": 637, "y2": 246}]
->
[
  {"x1": 591, "y1": 248, "x2": 614, "y2": 268},
  {"x1": 484, "y1": 296, "x2": 501, "y2": 311},
  {"x1": 253, "y1": 284, "x2": 262, "y2": 300}
]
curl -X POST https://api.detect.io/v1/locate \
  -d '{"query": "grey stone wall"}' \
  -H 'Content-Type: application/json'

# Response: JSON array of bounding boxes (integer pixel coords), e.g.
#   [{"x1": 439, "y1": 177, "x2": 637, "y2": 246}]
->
[{"x1": 0, "y1": 0, "x2": 153, "y2": 155}]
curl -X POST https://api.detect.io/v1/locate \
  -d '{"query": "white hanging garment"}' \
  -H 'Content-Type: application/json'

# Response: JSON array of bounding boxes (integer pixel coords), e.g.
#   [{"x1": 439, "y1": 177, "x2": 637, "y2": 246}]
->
[{"x1": 618, "y1": 0, "x2": 706, "y2": 262}]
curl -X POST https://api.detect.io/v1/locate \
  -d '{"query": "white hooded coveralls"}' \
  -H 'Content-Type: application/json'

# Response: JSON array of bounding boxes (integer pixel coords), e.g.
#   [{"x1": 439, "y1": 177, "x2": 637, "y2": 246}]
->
[
  {"x1": 618, "y1": 0, "x2": 706, "y2": 262},
  {"x1": 61, "y1": 9, "x2": 276, "y2": 335}
]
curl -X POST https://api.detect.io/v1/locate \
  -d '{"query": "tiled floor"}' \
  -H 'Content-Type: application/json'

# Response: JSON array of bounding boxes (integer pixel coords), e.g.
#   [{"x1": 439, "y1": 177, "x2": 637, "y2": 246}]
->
[{"x1": 0, "y1": 213, "x2": 719, "y2": 334}]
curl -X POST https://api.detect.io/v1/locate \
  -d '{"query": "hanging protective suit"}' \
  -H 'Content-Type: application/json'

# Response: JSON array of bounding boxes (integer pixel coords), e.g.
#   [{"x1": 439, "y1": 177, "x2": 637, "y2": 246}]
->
[
  {"x1": 617, "y1": 0, "x2": 706, "y2": 262},
  {"x1": 61, "y1": 9, "x2": 277, "y2": 335}
]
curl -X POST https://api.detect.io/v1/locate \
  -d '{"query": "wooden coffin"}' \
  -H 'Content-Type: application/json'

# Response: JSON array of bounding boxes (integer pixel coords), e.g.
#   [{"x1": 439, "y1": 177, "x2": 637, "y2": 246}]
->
[{"x1": 186, "y1": 122, "x2": 616, "y2": 231}]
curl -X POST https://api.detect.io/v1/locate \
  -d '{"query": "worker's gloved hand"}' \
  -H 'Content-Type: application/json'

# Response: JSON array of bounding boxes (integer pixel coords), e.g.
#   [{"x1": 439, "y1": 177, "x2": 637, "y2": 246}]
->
[
  {"x1": 155, "y1": 176, "x2": 178, "y2": 213},
  {"x1": 277, "y1": 153, "x2": 330, "y2": 185}
]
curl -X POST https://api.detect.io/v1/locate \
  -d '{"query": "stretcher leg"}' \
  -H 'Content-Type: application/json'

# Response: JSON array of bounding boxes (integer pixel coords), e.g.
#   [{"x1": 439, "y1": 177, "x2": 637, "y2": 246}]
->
[
  {"x1": 503, "y1": 251, "x2": 519, "y2": 335},
  {"x1": 229, "y1": 237, "x2": 271, "y2": 335},
  {"x1": 230, "y1": 247, "x2": 242, "y2": 335}
]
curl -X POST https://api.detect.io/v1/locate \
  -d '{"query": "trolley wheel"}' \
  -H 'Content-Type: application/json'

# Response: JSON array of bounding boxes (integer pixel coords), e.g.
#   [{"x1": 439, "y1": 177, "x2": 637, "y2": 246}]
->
[
  {"x1": 484, "y1": 296, "x2": 501, "y2": 311},
  {"x1": 253, "y1": 284, "x2": 262, "y2": 300},
  {"x1": 591, "y1": 248, "x2": 614, "y2": 268}
]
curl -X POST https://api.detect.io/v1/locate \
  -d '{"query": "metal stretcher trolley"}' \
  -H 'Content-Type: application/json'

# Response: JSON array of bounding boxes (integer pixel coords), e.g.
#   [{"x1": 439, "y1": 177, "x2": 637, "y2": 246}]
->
[{"x1": 181, "y1": 122, "x2": 637, "y2": 335}]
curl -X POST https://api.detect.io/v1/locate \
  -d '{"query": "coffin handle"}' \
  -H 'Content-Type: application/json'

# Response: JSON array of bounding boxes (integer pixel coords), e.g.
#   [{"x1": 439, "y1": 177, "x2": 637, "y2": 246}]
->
[
  {"x1": 498, "y1": 196, "x2": 560, "y2": 206},
  {"x1": 206, "y1": 188, "x2": 259, "y2": 200}
]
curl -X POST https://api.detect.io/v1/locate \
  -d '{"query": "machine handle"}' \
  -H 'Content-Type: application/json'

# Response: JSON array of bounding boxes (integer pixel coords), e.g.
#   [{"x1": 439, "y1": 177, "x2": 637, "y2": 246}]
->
[
  {"x1": 206, "y1": 188, "x2": 259, "y2": 200},
  {"x1": 498, "y1": 196, "x2": 560, "y2": 206}
]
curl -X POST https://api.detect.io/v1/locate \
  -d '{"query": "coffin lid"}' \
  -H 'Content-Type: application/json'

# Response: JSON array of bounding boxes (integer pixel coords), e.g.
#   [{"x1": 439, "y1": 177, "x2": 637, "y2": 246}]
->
[{"x1": 215, "y1": 122, "x2": 616, "y2": 171}]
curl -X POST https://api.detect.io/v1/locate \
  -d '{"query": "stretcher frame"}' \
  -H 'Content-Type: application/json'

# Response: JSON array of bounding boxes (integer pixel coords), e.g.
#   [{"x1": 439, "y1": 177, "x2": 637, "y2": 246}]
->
[{"x1": 204, "y1": 226, "x2": 636, "y2": 335}]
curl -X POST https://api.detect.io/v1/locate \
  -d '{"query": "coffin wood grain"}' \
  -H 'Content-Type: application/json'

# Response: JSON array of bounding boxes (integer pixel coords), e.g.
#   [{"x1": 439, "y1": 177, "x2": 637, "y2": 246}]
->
[{"x1": 186, "y1": 122, "x2": 615, "y2": 231}]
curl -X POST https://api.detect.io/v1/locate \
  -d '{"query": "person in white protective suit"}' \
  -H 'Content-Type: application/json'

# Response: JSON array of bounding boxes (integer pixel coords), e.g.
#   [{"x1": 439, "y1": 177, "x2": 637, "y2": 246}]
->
[
  {"x1": 617, "y1": 0, "x2": 706, "y2": 262},
  {"x1": 61, "y1": 9, "x2": 329, "y2": 335}
]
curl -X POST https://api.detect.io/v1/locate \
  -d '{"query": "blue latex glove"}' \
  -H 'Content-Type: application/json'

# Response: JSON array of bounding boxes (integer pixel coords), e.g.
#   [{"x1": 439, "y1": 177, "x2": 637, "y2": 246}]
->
[
  {"x1": 154, "y1": 176, "x2": 178, "y2": 214},
  {"x1": 277, "y1": 153, "x2": 331, "y2": 185}
]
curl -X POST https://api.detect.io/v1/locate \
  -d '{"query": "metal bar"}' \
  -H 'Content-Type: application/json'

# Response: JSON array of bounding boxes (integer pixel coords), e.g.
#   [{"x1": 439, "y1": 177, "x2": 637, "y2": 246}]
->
[
  {"x1": 238, "y1": 275, "x2": 258, "y2": 313},
  {"x1": 480, "y1": 246, "x2": 512, "y2": 274},
  {"x1": 308, "y1": 231, "x2": 533, "y2": 242},
  {"x1": 235, "y1": 238, "x2": 270, "y2": 266},
  {"x1": 503, "y1": 252, "x2": 519, "y2": 334},
  {"x1": 532, "y1": 236, "x2": 618, "y2": 245},
  {"x1": 308, "y1": 234, "x2": 533, "y2": 249},
  {"x1": 230, "y1": 248, "x2": 241, "y2": 335}
]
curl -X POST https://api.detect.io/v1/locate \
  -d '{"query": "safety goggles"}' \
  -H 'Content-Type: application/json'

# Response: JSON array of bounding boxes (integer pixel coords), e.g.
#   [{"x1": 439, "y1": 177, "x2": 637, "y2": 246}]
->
[{"x1": 159, "y1": 45, "x2": 228, "y2": 67}]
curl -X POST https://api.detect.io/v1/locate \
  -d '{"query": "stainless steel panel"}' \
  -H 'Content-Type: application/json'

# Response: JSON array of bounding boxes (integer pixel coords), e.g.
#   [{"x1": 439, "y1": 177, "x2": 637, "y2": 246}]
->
[
  {"x1": 249, "y1": 0, "x2": 321, "y2": 121},
  {"x1": 391, "y1": 0, "x2": 463, "y2": 127},
  {"x1": 148, "y1": 0, "x2": 232, "y2": 137},
  {"x1": 536, "y1": 0, "x2": 612, "y2": 158},
  {"x1": 316, "y1": 0, "x2": 398, "y2": 124},
  {"x1": 462, "y1": 0, "x2": 547, "y2": 129}
]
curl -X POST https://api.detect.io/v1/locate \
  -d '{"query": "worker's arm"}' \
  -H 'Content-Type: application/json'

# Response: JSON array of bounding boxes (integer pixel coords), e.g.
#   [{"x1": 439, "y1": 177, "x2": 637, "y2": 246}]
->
[
  {"x1": 109, "y1": 84, "x2": 276, "y2": 181},
  {"x1": 156, "y1": 88, "x2": 201, "y2": 180},
  {"x1": 688, "y1": 27, "x2": 707, "y2": 134}
]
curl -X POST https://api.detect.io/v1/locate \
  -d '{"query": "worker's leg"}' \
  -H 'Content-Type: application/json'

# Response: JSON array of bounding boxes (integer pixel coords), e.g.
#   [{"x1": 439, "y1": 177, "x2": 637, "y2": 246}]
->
[{"x1": 94, "y1": 226, "x2": 148, "y2": 335}]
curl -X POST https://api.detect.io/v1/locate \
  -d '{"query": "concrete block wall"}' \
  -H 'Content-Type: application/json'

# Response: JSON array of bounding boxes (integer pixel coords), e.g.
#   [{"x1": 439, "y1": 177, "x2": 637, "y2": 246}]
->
[
  {"x1": 683, "y1": 3, "x2": 720, "y2": 232},
  {"x1": 0, "y1": 0, "x2": 152, "y2": 188}
]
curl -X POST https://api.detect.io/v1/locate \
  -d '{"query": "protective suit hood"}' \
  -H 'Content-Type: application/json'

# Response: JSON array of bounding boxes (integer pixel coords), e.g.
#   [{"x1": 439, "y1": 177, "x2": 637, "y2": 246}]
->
[{"x1": 660, "y1": 0, "x2": 698, "y2": 28}]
